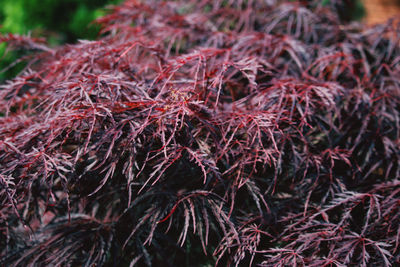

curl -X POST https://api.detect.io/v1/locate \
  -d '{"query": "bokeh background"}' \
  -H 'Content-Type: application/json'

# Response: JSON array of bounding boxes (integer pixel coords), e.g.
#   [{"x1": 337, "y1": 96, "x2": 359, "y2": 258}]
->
[{"x1": 0, "y1": 0, "x2": 122, "y2": 81}]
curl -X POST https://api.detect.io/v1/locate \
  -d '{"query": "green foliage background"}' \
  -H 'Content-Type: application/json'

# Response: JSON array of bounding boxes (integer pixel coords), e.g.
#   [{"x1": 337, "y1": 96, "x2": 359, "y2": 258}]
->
[{"x1": 0, "y1": 0, "x2": 122, "y2": 81}]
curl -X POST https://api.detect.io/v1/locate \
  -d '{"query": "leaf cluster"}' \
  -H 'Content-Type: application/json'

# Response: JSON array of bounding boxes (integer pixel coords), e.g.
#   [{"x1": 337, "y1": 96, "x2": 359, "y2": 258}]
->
[{"x1": 0, "y1": 0, "x2": 399, "y2": 266}]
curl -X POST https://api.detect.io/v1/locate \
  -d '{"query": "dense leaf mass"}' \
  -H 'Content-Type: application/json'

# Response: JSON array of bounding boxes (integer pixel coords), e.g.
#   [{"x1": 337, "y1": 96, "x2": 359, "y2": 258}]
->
[{"x1": 1, "y1": 0, "x2": 400, "y2": 266}]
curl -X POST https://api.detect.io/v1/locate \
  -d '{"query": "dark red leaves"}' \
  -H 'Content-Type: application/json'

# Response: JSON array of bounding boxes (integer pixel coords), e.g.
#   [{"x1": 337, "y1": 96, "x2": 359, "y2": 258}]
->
[{"x1": 1, "y1": 0, "x2": 400, "y2": 266}]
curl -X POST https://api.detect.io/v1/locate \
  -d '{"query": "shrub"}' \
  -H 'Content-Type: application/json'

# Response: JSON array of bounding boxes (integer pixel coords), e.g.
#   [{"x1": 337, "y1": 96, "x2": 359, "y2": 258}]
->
[{"x1": 0, "y1": 0, "x2": 399, "y2": 266}]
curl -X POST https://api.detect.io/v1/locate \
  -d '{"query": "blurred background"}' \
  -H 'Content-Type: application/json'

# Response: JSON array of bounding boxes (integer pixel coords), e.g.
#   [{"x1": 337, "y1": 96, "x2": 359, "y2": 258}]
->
[
  {"x1": 362, "y1": 0, "x2": 400, "y2": 24},
  {"x1": 0, "y1": 0, "x2": 122, "y2": 81},
  {"x1": 0, "y1": 0, "x2": 122, "y2": 42},
  {"x1": 0, "y1": 0, "x2": 399, "y2": 82}
]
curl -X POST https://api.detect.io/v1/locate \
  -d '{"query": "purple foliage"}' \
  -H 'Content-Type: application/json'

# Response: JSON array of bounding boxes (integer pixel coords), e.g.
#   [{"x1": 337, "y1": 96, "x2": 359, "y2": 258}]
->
[{"x1": 0, "y1": 0, "x2": 399, "y2": 266}]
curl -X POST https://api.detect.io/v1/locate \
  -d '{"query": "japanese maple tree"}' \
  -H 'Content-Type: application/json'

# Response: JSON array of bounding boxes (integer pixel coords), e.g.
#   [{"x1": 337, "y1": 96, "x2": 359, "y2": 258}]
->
[{"x1": 0, "y1": 0, "x2": 399, "y2": 266}]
